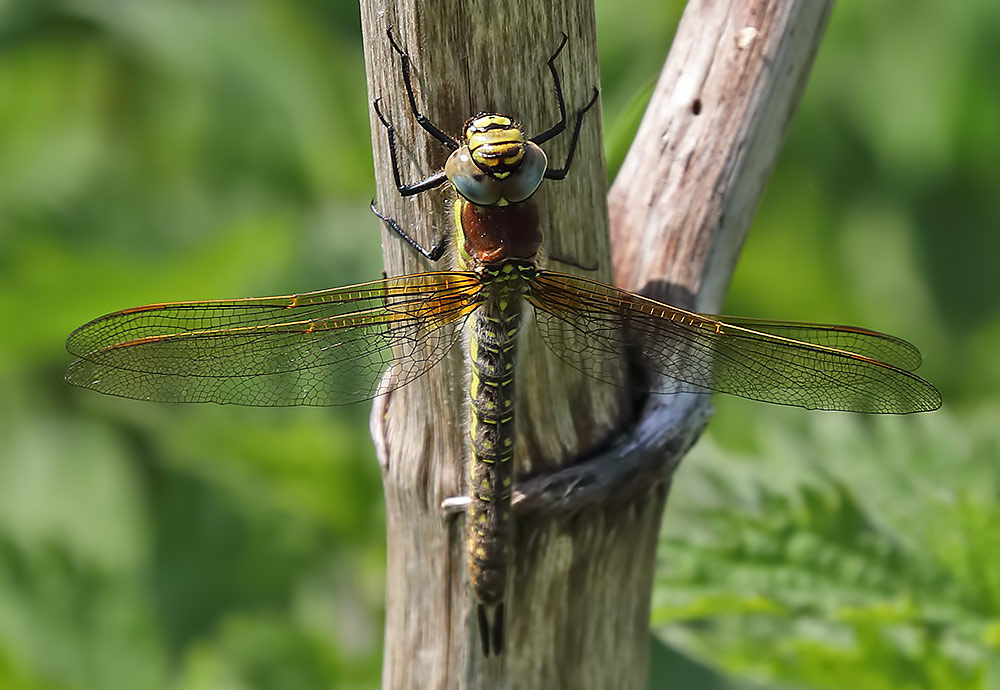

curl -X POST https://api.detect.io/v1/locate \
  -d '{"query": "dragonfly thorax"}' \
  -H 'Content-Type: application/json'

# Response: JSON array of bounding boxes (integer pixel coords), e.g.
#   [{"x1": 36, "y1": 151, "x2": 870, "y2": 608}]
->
[{"x1": 455, "y1": 196, "x2": 542, "y2": 266}]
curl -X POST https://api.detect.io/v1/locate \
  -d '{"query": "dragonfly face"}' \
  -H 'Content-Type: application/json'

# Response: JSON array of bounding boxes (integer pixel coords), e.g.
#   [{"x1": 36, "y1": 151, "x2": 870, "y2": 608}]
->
[
  {"x1": 445, "y1": 114, "x2": 548, "y2": 206},
  {"x1": 65, "y1": 27, "x2": 942, "y2": 660}
]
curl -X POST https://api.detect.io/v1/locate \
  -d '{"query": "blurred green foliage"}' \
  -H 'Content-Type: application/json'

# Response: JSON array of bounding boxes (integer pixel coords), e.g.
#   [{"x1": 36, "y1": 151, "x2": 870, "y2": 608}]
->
[{"x1": 0, "y1": 0, "x2": 995, "y2": 688}]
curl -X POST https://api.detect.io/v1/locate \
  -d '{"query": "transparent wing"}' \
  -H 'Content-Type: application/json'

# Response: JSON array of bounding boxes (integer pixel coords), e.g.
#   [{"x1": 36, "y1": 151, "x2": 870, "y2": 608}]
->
[
  {"x1": 67, "y1": 272, "x2": 481, "y2": 406},
  {"x1": 528, "y1": 271, "x2": 941, "y2": 414},
  {"x1": 701, "y1": 315, "x2": 924, "y2": 371}
]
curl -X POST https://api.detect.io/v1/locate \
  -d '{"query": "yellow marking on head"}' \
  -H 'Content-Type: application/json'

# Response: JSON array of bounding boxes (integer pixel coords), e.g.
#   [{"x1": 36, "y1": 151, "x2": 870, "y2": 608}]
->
[
  {"x1": 467, "y1": 119, "x2": 526, "y2": 173},
  {"x1": 470, "y1": 114, "x2": 513, "y2": 129},
  {"x1": 467, "y1": 126, "x2": 523, "y2": 149},
  {"x1": 470, "y1": 139, "x2": 523, "y2": 159}
]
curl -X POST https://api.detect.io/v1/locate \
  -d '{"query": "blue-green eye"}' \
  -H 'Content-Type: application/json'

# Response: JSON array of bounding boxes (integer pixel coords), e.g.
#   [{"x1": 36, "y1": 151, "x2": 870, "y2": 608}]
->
[
  {"x1": 499, "y1": 142, "x2": 547, "y2": 203},
  {"x1": 445, "y1": 148, "x2": 502, "y2": 205}
]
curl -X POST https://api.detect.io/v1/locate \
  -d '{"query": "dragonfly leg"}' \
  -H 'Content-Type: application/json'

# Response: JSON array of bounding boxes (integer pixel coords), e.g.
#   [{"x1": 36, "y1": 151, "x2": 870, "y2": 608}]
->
[
  {"x1": 531, "y1": 32, "x2": 570, "y2": 144},
  {"x1": 373, "y1": 98, "x2": 449, "y2": 196},
  {"x1": 370, "y1": 200, "x2": 448, "y2": 262},
  {"x1": 544, "y1": 86, "x2": 600, "y2": 180},
  {"x1": 548, "y1": 250, "x2": 599, "y2": 272},
  {"x1": 386, "y1": 27, "x2": 459, "y2": 151}
]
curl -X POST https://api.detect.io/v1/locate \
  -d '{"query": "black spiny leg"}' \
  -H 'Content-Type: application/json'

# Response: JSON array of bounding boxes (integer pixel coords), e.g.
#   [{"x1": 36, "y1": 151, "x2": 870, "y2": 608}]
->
[
  {"x1": 370, "y1": 200, "x2": 447, "y2": 262},
  {"x1": 373, "y1": 98, "x2": 449, "y2": 197},
  {"x1": 540, "y1": 87, "x2": 600, "y2": 269},
  {"x1": 531, "y1": 33, "x2": 570, "y2": 144},
  {"x1": 372, "y1": 29, "x2": 456, "y2": 260},
  {"x1": 548, "y1": 250, "x2": 599, "y2": 272},
  {"x1": 544, "y1": 86, "x2": 600, "y2": 180},
  {"x1": 386, "y1": 27, "x2": 460, "y2": 151}
]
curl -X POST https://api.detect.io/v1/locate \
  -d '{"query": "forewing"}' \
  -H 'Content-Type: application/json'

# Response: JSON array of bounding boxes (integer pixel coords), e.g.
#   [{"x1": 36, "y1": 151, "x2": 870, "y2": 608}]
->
[
  {"x1": 701, "y1": 316, "x2": 924, "y2": 371},
  {"x1": 67, "y1": 272, "x2": 481, "y2": 406},
  {"x1": 528, "y1": 271, "x2": 941, "y2": 414}
]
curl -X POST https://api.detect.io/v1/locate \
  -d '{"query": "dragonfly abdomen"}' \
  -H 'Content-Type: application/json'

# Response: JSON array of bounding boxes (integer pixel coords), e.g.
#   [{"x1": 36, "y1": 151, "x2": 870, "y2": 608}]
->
[{"x1": 465, "y1": 264, "x2": 528, "y2": 654}]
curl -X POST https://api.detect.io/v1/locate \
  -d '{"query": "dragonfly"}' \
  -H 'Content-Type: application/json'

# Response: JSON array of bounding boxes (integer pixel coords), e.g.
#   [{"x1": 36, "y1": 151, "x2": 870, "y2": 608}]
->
[{"x1": 66, "y1": 29, "x2": 941, "y2": 657}]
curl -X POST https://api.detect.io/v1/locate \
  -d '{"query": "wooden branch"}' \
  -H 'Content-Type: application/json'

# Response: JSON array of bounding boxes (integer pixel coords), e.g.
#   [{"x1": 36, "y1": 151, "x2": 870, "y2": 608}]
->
[
  {"x1": 361, "y1": 1, "x2": 626, "y2": 686},
  {"x1": 609, "y1": 1, "x2": 835, "y2": 312},
  {"x1": 362, "y1": 0, "x2": 833, "y2": 687}
]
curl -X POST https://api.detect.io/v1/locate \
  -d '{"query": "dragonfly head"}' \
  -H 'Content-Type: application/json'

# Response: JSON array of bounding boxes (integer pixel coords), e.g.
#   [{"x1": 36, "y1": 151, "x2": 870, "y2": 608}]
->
[{"x1": 446, "y1": 113, "x2": 547, "y2": 207}]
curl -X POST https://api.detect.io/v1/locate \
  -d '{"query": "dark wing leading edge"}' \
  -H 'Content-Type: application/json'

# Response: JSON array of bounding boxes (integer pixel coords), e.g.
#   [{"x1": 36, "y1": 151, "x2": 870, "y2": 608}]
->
[
  {"x1": 528, "y1": 271, "x2": 941, "y2": 414},
  {"x1": 67, "y1": 272, "x2": 481, "y2": 406}
]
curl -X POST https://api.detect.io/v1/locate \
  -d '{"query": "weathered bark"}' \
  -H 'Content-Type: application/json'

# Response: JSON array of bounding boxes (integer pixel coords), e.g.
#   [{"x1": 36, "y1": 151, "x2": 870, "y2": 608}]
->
[
  {"x1": 363, "y1": 0, "x2": 833, "y2": 687},
  {"x1": 609, "y1": 1, "x2": 834, "y2": 312}
]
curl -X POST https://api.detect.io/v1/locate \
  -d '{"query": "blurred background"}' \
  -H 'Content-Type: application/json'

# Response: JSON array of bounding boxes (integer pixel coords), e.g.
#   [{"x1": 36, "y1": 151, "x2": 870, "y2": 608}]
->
[{"x1": 0, "y1": 0, "x2": 996, "y2": 688}]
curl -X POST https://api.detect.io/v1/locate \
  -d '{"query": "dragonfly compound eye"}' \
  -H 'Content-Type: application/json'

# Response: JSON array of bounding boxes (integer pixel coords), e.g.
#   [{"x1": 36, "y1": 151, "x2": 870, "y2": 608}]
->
[
  {"x1": 499, "y1": 142, "x2": 547, "y2": 203},
  {"x1": 446, "y1": 147, "x2": 503, "y2": 206}
]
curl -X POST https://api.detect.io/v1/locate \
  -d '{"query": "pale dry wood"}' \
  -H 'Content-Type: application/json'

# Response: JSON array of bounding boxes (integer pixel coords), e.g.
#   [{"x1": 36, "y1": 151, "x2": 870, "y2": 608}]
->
[
  {"x1": 609, "y1": 1, "x2": 835, "y2": 312},
  {"x1": 361, "y1": 1, "x2": 627, "y2": 686},
  {"x1": 362, "y1": 0, "x2": 833, "y2": 687}
]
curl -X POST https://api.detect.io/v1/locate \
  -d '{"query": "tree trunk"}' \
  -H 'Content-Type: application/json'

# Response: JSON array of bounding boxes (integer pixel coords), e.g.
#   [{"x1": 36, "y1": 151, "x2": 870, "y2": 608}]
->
[{"x1": 362, "y1": 0, "x2": 834, "y2": 687}]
